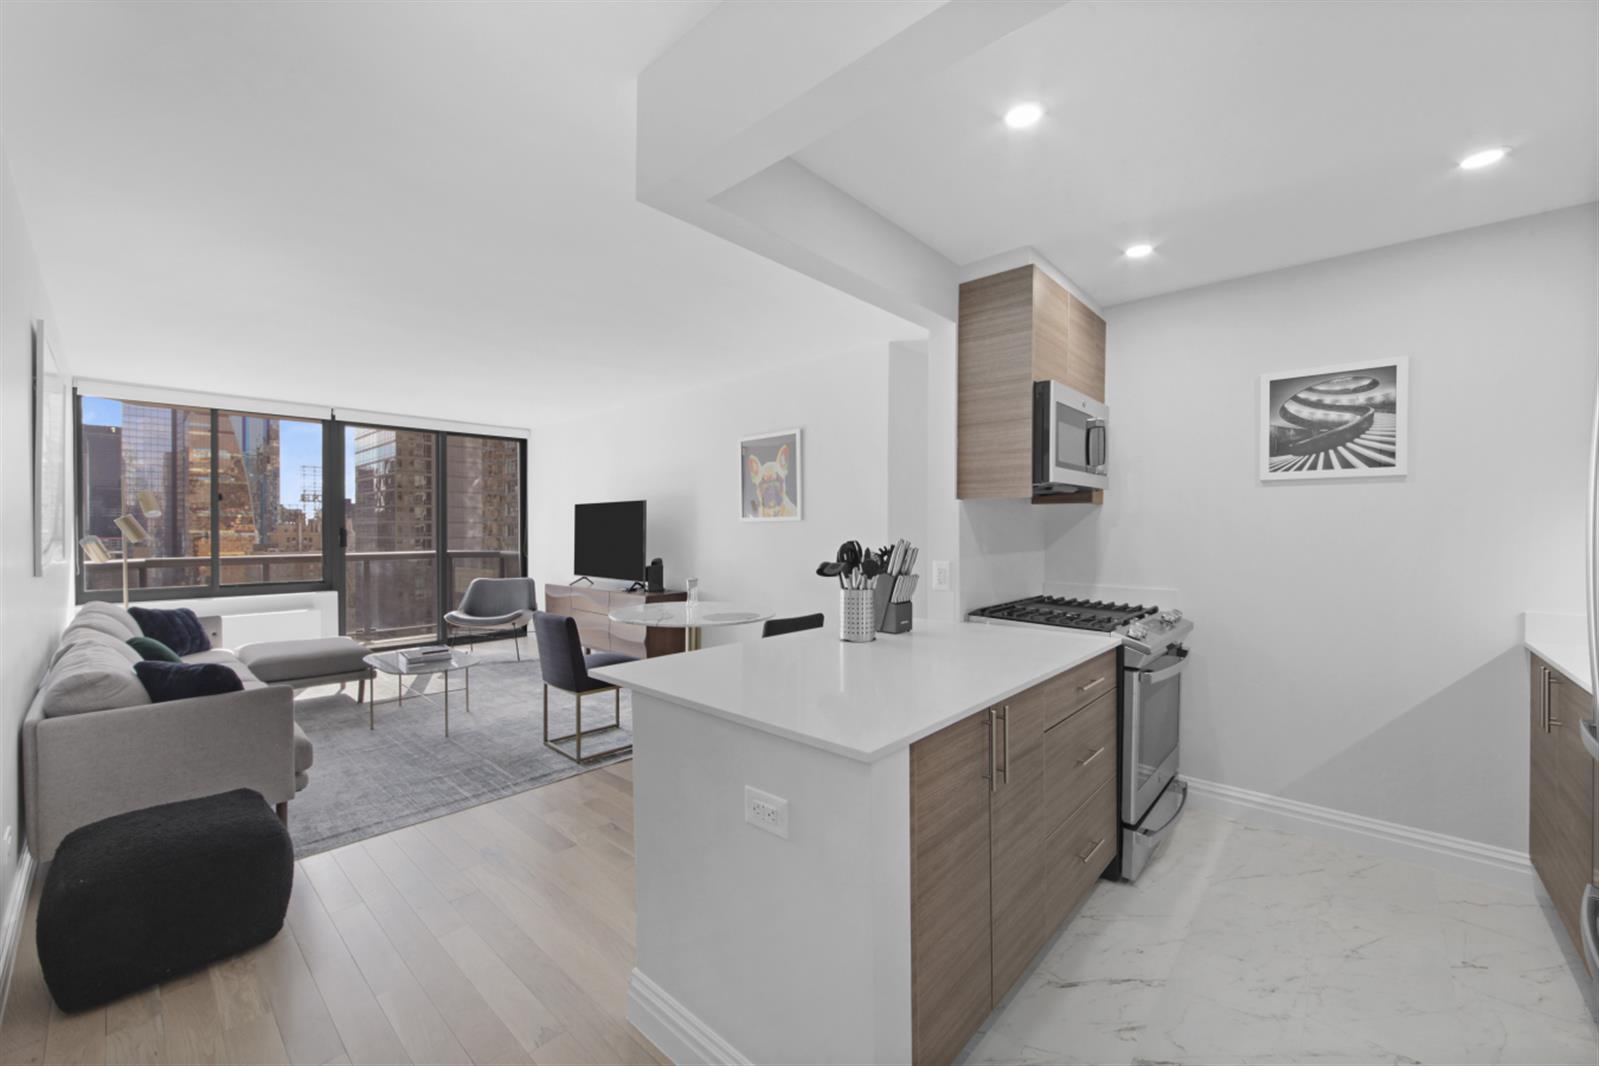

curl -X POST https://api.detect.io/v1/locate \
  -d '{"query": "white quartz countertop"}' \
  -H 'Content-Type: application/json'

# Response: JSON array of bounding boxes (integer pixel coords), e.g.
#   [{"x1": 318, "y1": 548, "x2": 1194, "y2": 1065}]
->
[
  {"x1": 589, "y1": 619, "x2": 1121, "y2": 762},
  {"x1": 1523, "y1": 612, "x2": 1592, "y2": 693}
]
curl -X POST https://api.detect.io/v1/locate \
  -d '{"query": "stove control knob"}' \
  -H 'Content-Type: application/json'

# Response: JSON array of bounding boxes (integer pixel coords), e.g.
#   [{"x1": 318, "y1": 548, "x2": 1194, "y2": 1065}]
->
[
  {"x1": 1126, "y1": 622, "x2": 1149, "y2": 640},
  {"x1": 1159, "y1": 609, "x2": 1183, "y2": 625}
]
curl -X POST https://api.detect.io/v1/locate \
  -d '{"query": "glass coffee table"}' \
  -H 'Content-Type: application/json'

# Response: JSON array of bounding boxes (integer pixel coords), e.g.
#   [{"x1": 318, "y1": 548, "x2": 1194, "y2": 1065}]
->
[{"x1": 362, "y1": 649, "x2": 478, "y2": 736}]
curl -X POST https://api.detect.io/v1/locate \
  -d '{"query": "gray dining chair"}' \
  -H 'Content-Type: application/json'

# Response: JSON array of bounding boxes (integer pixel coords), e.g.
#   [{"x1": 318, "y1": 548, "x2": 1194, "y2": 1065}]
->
[
  {"x1": 532, "y1": 611, "x2": 635, "y2": 763},
  {"x1": 444, "y1": 577, "x2": 538, "y2": 659}
]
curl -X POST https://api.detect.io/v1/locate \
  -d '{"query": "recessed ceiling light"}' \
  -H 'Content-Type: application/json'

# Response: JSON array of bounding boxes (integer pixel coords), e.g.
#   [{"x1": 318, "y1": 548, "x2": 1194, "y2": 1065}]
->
[
  {"x1": 1459, "y1": 146, "x2": 1508, "y2": 170},
  {"x1": 1124, "y1": 243, "x2": 1154, "y2": 259},
  {"x1": 1003, "y1": 102, "x2": 1044, "y2": 130}
]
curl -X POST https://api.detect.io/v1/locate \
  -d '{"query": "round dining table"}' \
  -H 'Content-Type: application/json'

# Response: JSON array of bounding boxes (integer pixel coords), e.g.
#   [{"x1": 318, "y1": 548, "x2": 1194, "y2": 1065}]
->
[{"x1": 608, "y1": 600, "x2": 774, "y2": 651}]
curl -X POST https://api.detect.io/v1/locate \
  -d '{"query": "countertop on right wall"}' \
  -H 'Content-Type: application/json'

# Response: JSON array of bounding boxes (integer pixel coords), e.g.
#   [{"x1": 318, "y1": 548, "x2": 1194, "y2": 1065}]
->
[{"x1": 1524, "y1": 611, "x2": 1591, "y2": 692}]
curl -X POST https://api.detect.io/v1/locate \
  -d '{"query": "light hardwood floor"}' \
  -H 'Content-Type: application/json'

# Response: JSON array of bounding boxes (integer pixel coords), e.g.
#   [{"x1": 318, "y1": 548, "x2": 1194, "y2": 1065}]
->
[{"x1": 0, "y1": 760, "x2": 666, "y2": 1066}]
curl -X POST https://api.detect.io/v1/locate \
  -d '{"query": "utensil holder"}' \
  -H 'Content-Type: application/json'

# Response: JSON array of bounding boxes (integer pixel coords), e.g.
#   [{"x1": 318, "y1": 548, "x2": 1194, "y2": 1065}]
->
[{"x1": 840, "y1": 588, "x2": 877, "y2": 643}]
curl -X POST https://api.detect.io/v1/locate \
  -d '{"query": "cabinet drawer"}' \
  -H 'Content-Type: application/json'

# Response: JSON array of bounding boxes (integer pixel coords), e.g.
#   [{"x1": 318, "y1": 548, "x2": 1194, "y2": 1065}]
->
[
  {"x1": 1038, "y1": 651, "x2": 1118, "y2": 732},
  {"x1": 1045, "y1": 779, "x2": 1117, "y2": 933},
  {"x1": 1043, "y1": 691, "x2": 1116, "y2": 838},
  {"x1": 573, "y1": 615, "x2": 610, "y2": 650},
  {"x1": 567, "y1": 588, "x2": 611, "y2": 616},
  {"x1": 611, "y1": 620, "x2": 649, "y2": 646}
]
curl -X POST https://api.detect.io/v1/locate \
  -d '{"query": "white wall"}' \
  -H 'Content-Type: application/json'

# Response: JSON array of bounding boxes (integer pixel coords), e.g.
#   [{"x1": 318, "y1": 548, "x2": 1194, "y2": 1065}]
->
[
  {"x1": 528, "y1": 347, "x2": 895, "y2": 643},
  {"x1": 1044, "y1": 205, "x2": 1599, "y2": 852},
  {"x1": 0, "y1": 149, "x2": 73, "y2": 927}
]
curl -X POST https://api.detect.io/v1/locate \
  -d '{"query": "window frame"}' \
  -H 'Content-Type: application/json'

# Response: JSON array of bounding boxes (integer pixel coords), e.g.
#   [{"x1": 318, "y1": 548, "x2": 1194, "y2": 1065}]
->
[{"x1": 72, "y1": 393, "x2": 529, "y2": 648}]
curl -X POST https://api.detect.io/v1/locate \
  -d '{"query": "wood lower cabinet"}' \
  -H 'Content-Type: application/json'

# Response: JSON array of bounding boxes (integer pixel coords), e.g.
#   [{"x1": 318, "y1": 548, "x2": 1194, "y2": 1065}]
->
[
  {"x1": 544, "y1": 584, "x2": 686, "y2": 658},
  {"x1": 910, "y1": 650, "x2": 1120, "y2": 1064},
  {"x1": 910, "y1": 710, "x2": 994, "y2": 1066},
  {"x1": 990, "y1": 684, "x2": 1050, "y2": 1000},
  {"x1": 1529, "y1": 653, "x2": 1595, "y2": 970}
]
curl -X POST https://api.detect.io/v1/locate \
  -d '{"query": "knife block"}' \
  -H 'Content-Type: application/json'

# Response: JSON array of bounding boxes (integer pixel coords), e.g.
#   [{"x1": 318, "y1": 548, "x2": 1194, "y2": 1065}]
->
[{"x1": 872, "y1": 579, "x2": 914, "y2": 635}]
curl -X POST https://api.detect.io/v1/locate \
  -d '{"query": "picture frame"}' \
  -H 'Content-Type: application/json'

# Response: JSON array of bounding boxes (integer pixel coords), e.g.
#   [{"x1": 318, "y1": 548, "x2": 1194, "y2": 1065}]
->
[
  {"x1": 1259, "y1": 357, "x2": 1408, "y2": 481},
  {"x1": 32, "y1": 320, "x2": 67, "y2": 575},
  {"x1": 739, "y1": 428, "x2": 803, "y2": 521}
]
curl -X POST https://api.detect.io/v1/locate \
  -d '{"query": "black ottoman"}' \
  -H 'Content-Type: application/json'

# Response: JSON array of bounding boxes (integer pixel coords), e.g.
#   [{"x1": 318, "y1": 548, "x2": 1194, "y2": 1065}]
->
[{"x1": 38, "y1": 789, "x2": 293, "y2": 1012}]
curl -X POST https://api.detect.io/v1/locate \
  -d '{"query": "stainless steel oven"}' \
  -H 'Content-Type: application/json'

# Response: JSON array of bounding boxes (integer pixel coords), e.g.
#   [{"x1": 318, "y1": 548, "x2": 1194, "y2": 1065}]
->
[
  {"x1": 1034, "y1": 380, "x2": 1108, "y2": 493},
  {"x1": 1121, "y1": 644, "x2": 1188, "y2": 881}
]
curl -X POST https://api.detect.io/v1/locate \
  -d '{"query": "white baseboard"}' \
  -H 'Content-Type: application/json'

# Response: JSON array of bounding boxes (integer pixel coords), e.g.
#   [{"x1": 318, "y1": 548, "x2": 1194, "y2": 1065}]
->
[
  {"x1": 0, "y1": 849, "x2": 36, "y2": 1029},
  {"x1": 1184, "y1": 777, "x2": 1535, "y2": 892},
  {"x1": 628, "y1": 968, "x2": 751, "y2": 1066}
]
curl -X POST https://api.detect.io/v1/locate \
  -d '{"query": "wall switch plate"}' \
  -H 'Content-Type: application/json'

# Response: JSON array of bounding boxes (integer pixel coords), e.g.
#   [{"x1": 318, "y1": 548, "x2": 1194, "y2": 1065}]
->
[
  {"x1": 931, "y1": 560, "x2": 951, "y2": 591},
  {"x1": 744, "y1": 786, "x2": 789, "y2": 839}
]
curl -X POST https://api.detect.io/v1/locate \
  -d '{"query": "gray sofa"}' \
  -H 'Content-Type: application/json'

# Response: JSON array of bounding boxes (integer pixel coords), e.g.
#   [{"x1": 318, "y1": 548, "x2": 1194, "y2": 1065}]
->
[{"x1": 22, "y1": 602, "x2": 314, "y2": 862}]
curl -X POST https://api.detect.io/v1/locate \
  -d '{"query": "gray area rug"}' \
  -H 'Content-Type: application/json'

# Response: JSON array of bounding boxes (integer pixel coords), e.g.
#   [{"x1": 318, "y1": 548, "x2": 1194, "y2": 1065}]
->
[{"x1": 287, "y1": 649, "x2": 632, "y2": 857}]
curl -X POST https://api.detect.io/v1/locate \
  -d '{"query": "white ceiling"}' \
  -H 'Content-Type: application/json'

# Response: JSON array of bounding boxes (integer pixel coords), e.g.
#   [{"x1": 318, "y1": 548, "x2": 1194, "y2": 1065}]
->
[
  {"x1": 0, "y1": 1, "x2": 917, "y2": 426},
  {"x1": 796, "y1": 0, "x2": 1599, "y2": 307}
]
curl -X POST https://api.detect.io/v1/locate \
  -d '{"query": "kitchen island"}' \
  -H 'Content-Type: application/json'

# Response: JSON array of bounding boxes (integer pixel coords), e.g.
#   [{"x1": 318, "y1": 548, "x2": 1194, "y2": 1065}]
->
[{"x1": 591, "y1": 620, "x2": 1122, "y2": 1065}]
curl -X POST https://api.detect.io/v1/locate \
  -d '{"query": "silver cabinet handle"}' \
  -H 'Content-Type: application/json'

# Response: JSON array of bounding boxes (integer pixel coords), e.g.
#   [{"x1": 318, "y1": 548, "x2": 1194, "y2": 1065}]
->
[
  {"x1": 999, "y1": 704, "x2": 1010, "y2": 785},
  {"x1": 1541, "y1": 666, "x2": 1551, "y2": 732},
  {"x1": 1582, "y1": 884, "x2": 1599, "y2": 978},
  {"x1": 1077, "y1": 745, "x2": 1106, "y2": 767},
  {"x1": 1548, "y1": 672, "x2": 1564, "y2": 729},
  {"x1": 1079, "y1": 838, "x2": 1105, "y2": 864},
  {"x1": 988, "y1": 708, "x2": 997, "y2": 794},
  {"x1": 1079, "y1": 676, "x2": 1107, "y2": 694}
]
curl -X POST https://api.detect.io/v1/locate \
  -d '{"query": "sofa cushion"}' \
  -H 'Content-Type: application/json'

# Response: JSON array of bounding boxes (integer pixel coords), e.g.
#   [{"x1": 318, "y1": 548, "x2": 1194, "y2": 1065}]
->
[
  {"x1": 127, "y1": 636, "x2": 181, "y2": 663},
  {"x1": 180, "y1": 650, "x2": 264, "y2": 689},
  {"x1": 237, "y1": 638, "x2": 370, "y2": 683},
  {"x1": 134, "y1": 662, "x2": 244, "y2": 703},
  {"x1": 76, "y1": 601, "x2": 141, "y2": 641},
  {"x1": 64, "y1": 613, "x2": 138, "y2": 644},
  {"x1": 53, "y1": 626, "x2": 143, "y2": 669},
  {"x1": 128, "y1": 607, "x2": 211, "y2": 657},
  {"x1": 40, "y1": 643, "x2": 151, "y2": 717}
]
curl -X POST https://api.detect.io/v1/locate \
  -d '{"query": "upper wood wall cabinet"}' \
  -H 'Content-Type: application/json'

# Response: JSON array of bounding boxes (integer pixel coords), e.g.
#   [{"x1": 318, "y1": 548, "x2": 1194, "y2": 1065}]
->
[{"x1": 957, "y1": 265, "x2": 1107, "y2": 501}]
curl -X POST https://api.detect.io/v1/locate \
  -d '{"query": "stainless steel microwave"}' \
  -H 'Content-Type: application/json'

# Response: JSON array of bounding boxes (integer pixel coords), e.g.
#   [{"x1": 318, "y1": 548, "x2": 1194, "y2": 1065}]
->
[{"x1": 1033, "y1": 380, "x2": 1108, "y2": 492}]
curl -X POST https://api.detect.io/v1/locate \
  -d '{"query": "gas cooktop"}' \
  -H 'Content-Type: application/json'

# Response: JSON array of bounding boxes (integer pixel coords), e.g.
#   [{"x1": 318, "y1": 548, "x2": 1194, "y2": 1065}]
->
[
  {"x1": 969, "y1": 596, "x2": 1154, "y2": 631},
  {"x1": 969, "y1": 596, "x2": 1192, "y2": 662}
]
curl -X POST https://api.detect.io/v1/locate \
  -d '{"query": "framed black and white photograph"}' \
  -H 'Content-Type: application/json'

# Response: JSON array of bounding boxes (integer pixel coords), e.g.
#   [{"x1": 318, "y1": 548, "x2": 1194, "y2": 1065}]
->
[
  {"x1": 1259, "y1": 358, "x2": 1408, "y2": 481},
  {"x1": 739, "y1": 428, "x2": 802, "y2": 521},
  {"x1": 32, "y1": 320, "x2": 67, "y2": 575}
]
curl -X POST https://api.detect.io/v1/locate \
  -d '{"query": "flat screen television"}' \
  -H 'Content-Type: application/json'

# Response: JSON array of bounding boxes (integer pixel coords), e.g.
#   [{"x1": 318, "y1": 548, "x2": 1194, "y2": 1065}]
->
[{"x1": 573, "y1": 500, "x2": 646, "y2": 582}]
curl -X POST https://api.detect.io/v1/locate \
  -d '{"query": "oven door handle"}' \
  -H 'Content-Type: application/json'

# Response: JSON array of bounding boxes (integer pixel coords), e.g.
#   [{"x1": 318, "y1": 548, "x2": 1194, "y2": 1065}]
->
[
  {"x1": 1138, "y1": 652, "x2": 1190, "y2": 686},
  {"x1": 1581, "y1": 883, "x2": 1599, "y2": 977}
]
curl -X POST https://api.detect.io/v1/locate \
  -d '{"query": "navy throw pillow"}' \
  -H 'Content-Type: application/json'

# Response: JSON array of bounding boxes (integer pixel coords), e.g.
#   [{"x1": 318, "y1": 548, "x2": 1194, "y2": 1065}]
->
[
  {"x1": 128, "y1": 607, "x2": 211, "y2": 656},
  {"x1": 134, "y1": 661, "x2": 243, "y2": 703}
]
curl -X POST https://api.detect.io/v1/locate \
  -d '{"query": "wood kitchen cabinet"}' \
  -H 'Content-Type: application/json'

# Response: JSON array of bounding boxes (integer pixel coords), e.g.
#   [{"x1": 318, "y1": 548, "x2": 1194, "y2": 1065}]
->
[
  {"x1": 909, "y1": 650, "x2": 1120, "y2": 1064},
  {"x1": 1528, "y1": 652, "x2": 1595, "y2": 970},
  {"x1": 957, "y1": 264, "x2": 1107, "y2": 503}
]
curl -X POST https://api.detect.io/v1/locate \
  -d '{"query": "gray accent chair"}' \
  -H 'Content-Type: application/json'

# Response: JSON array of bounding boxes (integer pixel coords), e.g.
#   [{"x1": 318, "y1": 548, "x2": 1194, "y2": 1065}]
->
[{"x1": 444, "y1": 577, "x2": 537, "y2": 659}]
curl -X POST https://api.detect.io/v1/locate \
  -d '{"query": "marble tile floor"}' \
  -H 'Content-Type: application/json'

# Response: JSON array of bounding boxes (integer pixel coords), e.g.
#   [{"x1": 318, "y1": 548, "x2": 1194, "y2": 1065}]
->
[{"x1": 962, "y1": 808, "x2": 1599, "y2": 1066}]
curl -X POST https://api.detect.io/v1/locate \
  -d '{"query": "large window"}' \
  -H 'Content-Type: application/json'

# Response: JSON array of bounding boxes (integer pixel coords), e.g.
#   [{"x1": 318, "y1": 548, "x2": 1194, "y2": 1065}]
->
[{"x1": 75, "y1": 394, "x2": 527, "y2": 648}]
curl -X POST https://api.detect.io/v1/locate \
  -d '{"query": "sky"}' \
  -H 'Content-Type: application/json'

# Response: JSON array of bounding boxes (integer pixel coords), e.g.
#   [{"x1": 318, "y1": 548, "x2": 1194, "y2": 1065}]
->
[{"x1": 81, "y1": 397, "x2": 346, "y2": 512}]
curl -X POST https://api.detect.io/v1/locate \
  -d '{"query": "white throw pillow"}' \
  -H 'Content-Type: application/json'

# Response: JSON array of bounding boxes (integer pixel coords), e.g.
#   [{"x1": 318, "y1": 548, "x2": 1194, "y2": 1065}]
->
[{"x1": 39, "y1": 641, "x2": 150, "y2": 717}]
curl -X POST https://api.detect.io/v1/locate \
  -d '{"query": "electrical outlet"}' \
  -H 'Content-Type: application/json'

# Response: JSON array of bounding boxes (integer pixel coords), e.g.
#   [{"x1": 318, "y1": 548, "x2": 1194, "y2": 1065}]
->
[
  {"x1": 931, "y1": 560, "x2": 951, "y2": 591},
  {"x1": 744, "y1": 786, "x2": 789, "y2": 839}
]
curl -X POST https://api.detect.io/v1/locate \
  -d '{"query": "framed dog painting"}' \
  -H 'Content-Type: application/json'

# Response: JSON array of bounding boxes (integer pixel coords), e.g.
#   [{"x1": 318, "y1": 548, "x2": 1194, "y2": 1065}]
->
[{"x1": 740, "y1": 429, "x2": 803, "y2": 521}]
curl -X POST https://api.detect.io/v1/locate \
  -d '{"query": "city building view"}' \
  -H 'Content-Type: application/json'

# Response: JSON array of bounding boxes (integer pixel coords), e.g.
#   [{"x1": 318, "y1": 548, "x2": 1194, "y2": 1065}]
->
[{"x1": 80, "y1": 400, "x2": 521, "y2": 645}]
